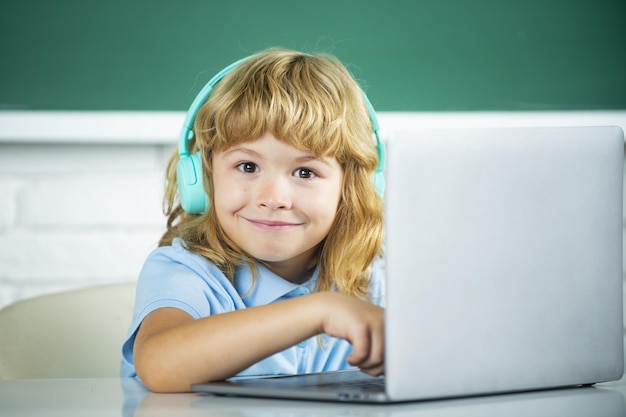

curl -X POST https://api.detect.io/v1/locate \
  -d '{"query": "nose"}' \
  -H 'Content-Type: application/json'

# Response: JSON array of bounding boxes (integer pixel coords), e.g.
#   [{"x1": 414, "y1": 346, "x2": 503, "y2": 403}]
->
[{"x1": 256, "y1": 175, "x2": 291, "y2": 210}]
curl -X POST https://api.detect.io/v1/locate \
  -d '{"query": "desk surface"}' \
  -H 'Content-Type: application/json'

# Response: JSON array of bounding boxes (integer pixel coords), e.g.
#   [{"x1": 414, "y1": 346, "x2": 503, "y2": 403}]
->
[{"x1": 1, "y1": 377, "x2": 625, "y2": 417}]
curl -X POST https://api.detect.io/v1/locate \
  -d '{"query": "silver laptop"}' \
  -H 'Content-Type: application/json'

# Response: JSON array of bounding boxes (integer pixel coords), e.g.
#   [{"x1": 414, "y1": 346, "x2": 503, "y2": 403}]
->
[{"x1": 192, "y1": 125, "x2": 624, "y2": 403}]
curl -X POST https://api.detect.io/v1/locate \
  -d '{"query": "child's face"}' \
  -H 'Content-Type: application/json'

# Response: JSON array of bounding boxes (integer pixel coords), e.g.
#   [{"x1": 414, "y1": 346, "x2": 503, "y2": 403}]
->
[{"x1": 211, "y1": 132, "x2": 344, "y2": 283}]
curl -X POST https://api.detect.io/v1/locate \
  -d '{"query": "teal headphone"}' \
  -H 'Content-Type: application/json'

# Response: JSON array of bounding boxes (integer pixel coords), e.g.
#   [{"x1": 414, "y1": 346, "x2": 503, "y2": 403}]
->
[{"x1": 177, "y1": 54, "x2": 386, "y2": 214}]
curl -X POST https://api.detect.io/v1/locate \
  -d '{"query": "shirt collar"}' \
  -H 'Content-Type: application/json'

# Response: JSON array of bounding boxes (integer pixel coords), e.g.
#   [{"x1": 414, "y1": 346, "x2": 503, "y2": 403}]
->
[{"x1": 233, "y1": 263, "x2": 320, "y2": 307}]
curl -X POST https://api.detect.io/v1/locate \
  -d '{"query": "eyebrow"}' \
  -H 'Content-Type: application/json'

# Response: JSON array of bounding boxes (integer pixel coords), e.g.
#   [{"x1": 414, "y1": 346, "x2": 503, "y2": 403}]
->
[{"x1": 223, "y1": 147, "x2": 261, "y2": 158}]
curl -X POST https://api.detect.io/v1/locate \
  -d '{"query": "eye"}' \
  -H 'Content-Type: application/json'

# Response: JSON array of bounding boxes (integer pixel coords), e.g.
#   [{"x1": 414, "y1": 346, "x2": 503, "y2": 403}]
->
[
  {"x1": 294, "y1": 168, "x2": 317, "y2": 179},
  {"x1": 237, "y1": 162, "x2": 258, "y2": 173}
]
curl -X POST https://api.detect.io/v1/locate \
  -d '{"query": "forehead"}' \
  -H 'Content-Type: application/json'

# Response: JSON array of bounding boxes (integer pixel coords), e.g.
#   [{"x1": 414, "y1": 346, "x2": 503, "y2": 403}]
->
[
  {"x1": 213, "y1": 129, "x2": 339, "y2": 159},
  {"x1": 219, "y1": 133, "x2": 341, "y2": 167}
]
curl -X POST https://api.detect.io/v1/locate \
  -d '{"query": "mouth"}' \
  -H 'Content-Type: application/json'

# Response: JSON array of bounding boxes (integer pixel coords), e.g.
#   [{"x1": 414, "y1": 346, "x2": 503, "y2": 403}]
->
[{"x1": 245, "y1": 218, "x2": 303, "y2": 232}]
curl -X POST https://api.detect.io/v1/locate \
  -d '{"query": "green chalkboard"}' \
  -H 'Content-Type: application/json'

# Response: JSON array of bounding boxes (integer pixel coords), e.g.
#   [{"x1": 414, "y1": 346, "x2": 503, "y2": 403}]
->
[{"x1": 1, "y1": 0, "x2": 625, "y2": 111}]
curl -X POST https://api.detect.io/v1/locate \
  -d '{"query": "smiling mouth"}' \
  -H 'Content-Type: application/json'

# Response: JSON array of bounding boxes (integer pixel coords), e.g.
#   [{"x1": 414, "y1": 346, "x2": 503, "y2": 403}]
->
[{"x1": 245, "y1": 218, "x2": 302, "y2": 232}]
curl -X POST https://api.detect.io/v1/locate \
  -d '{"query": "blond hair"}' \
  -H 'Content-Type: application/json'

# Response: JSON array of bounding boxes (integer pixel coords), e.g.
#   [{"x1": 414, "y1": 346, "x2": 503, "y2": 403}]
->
[{"x1": 160, "y1": 48, "x2": 383, "y2": 298}]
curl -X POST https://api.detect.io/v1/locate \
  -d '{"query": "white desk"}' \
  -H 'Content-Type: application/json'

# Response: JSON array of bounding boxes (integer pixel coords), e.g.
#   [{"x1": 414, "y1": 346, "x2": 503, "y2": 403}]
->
[{"x1": 1, "y1": 377, "x2": 625, "y2": 416}]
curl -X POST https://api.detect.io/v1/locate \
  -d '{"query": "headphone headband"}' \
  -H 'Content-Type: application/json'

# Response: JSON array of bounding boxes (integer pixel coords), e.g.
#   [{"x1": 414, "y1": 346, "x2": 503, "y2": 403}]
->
[{"x1": 178, "y1": 57, "x2": 251, "y2": 156}]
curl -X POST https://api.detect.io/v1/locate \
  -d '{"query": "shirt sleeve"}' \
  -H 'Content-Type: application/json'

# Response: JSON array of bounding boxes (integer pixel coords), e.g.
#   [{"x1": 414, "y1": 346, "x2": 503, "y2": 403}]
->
[{"x1": 120, "y1": 242, "x2": 243, "y2": 377}]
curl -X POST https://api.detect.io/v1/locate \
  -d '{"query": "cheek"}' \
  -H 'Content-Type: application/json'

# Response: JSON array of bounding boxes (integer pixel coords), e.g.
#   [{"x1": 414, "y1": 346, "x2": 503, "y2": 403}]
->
[
  {"x1": 212, "y1": 170, "x2": 245, "y2": 204},
  {"x1": 213, "y1": 194, "x2": 242, "y2": 243},
  {"x1": 311, "y1": 186, "x2": 343, "y2": 226},
  {"x1": 212, "y1": 181, "x2": 248, "y2": 228},
  {"x1": 214, "y1": 187, "x2": 247, "y2": 215}
]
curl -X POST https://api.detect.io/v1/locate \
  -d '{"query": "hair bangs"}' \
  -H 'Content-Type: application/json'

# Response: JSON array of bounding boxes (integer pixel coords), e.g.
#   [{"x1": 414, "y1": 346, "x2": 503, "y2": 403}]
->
[{"x1": 196, "y1": 51, "x2": 377, "y2": 171}]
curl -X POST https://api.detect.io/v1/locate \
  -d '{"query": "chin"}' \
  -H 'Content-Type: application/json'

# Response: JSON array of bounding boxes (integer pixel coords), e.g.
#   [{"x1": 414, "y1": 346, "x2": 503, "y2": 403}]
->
[{"x1": 254, "y1": 253, "x2": 293, "y2": 264}]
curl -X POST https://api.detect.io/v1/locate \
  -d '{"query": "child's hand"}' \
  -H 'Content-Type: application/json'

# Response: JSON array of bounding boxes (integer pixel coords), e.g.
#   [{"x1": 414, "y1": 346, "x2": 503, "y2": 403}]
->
[{"x1": 316, "y1": 292, "x2": 385, "y2": 376}]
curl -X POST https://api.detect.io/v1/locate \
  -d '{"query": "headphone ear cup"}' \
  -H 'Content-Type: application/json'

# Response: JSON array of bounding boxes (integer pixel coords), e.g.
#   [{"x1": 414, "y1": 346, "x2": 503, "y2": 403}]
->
[
  {"x1": 372, "y1": 171, "x2": 385, "y2": 198},
  {"x1": 176, "y1": 152, "x2": 209, "y2": 214},
  {"x1": 372, "y1": 137, "x2": 385, "y2": 198}
]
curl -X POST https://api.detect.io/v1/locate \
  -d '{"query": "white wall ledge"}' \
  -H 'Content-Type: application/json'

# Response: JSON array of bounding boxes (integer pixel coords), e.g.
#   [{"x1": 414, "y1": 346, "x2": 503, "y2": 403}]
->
[
  {"x1": 0, "y1": 111, "x2": 184, "y2": 144},
  {"x1": 1, "y1": 110, "x2": 625, "y2": 144}
]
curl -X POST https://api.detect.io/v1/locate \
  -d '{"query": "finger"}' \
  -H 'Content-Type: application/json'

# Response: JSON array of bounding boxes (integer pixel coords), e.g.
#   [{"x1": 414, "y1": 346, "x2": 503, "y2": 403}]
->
[
  {"x1": 365, "y1": 324, "x2": 384, "y2": 369},
  {"x1": 351, "y1": 321, "x2": 384, "y2": 370},
  {"x1": 359, "y1": 363, "x2": 385, "y2": 377},
  {"x1": 346, "y1": 326, "x2": 371, "y2": 366}
]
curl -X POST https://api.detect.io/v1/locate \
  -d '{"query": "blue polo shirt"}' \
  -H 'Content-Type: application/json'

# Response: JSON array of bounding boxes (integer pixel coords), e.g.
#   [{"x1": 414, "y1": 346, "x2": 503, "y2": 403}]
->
[{"x1": 120, "y1": 239, "x2": 385, "y2": 379}]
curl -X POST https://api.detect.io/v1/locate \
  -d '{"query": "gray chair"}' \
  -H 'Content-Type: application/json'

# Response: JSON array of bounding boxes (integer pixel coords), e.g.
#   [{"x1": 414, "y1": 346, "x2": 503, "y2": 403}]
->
[{"x1": 0, "y1": 283, "x2": 135, "y2": 379}]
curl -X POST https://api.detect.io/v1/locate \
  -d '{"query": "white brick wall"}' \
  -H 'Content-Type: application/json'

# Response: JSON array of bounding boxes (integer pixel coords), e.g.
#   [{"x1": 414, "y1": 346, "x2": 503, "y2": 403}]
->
[{"x1": 0, "y1": 141, "x2": 171, "y2": 308}]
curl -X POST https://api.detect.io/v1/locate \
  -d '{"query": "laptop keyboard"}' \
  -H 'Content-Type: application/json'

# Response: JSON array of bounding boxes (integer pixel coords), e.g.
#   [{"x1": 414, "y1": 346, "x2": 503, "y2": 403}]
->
[{"x1": 318, "y1": 377, "x2": 386, "y2": 391}]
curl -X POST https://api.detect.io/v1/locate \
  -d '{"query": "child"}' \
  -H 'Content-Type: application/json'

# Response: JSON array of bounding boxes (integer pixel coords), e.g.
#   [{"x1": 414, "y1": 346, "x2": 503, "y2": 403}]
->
[{"x1": 121, "y1": 48, "x2": 386, "y2": 393}]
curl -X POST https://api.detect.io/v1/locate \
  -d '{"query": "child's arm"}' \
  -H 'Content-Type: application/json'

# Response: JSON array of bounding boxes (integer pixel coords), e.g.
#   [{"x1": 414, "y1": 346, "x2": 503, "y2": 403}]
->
[{"x1": 133, "y1": 291, "x2": 384, "y2": 393}]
